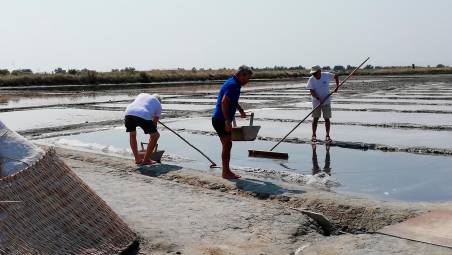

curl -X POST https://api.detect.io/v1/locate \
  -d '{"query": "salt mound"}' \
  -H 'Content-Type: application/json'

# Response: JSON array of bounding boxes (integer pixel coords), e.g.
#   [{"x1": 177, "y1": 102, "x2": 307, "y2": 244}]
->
[{"x1": 0, "y1": 121, "x2": 44, "y2": 177}]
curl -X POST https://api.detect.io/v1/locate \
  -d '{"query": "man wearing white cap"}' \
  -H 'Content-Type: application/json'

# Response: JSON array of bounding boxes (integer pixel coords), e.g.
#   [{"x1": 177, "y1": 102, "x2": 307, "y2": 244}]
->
[
  {"x1": 125, "y1": 93, "x2": 162, "y2": 165},
  {"x1": 306, "y1": 65, "x2": 339, "y2": 143}
]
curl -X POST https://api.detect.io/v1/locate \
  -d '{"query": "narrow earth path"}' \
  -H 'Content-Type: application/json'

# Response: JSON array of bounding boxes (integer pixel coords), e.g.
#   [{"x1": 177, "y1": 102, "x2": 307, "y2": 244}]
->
[{"x1": 59, "y1": 148, "x2": 452, "y2": 255}]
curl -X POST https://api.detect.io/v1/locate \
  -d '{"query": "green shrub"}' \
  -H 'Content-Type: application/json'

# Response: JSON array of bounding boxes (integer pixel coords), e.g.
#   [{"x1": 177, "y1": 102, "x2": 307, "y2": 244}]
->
[
  {"x1": 0, "y1": 69, "x2": 9, "y2": 75},
  {"x1": 68, "y1": 69, "x2": 79, "y2": 75},
  {"x1": 333, "y1": 65, "x2": 345, "y2": 72}
]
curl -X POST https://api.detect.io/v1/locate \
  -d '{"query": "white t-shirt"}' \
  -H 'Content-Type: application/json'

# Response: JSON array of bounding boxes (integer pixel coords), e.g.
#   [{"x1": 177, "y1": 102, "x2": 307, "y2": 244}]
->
[
  {"x1": 125, "y1": 93, "x2": 162, "y2": 120},
  {"x1": 306, "y1": 72, "x2": 335, "y2": 107}
]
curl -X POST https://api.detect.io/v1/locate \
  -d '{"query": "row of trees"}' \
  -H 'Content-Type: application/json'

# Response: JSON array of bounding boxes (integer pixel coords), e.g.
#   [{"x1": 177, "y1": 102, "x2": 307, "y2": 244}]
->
[
  {"x1": 0, "y1": 69, "x2": 33, "y2": 75},
  {"x1": 0, "y1": 64, "x2": 449, "y2": 76}
]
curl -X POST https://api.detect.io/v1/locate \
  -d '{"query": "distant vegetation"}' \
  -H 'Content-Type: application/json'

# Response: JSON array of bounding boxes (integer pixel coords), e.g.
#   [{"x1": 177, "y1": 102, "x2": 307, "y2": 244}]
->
[{"x1": 0, "y1": 65, "x2": 451, "y2": 87}]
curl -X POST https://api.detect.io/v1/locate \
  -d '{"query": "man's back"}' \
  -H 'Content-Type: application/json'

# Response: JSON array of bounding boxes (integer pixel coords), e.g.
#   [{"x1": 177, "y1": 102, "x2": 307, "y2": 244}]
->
[
  {"x1": 125, "y1": 93, "x2": 162, "y2": 120},
  {"x1": 212, "y1": 76, "x2": 241, "y2": 121}
]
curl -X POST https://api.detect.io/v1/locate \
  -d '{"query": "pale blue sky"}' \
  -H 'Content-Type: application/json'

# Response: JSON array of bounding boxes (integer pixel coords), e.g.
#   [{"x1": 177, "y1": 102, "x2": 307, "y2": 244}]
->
[{"x1": 1, "y1": 0, "x2": 451, "y2": 72}]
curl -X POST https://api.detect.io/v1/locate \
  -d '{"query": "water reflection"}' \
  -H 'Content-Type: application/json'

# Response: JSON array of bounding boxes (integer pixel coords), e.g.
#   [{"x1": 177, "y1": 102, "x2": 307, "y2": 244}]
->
[{"x1": 311, "y1": 144, "x2": 331, "y2": 176}]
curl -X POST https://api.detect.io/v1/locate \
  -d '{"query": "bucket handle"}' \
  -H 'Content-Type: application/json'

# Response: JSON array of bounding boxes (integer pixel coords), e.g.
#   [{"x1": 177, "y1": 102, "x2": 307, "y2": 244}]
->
[{"x1": 140, "y1": 142, "x2": 158, "y2": 152}]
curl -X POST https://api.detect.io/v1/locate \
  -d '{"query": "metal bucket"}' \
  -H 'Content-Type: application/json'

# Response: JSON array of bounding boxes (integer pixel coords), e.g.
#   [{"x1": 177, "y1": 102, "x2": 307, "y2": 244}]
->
[
  {"x1": 231, "y1": 113, "x2": 261, "y2": 141},
  {"x1": 138, "y1": 143, "x2": 165, "y2": 163}
]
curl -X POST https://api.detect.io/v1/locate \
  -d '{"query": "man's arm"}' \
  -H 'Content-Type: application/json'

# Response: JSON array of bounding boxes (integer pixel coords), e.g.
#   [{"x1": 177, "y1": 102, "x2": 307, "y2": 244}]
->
[
  {"x1": 153, "y1": 105, "x2": 162, "y2": 124},
  {"x1": 221, "y1": 95, "x2": 232, "y2": 132},
  {"x1": 333, "y1": 74, "x2": 340, "y2": 93},
  {"x1": 310, "y1": 89, "x2": 321, "y2": 101},
  {"x1": 237, "y1": 103, "x2": 246, "y2": 118},
  {"x1": 307, "y1": 77, "x2": 320, "y2": 100}
]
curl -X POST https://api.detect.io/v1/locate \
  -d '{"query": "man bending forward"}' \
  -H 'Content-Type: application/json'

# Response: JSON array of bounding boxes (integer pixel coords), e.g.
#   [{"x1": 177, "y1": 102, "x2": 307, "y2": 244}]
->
[{"x1": 125, "y1": 93, "x2": 162, "y2": 165}]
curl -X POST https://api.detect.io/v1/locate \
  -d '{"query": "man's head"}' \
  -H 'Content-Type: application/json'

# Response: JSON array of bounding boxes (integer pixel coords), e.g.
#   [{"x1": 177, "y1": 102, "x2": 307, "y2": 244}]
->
[
  {"x1": 310, "y1": 65, "x2": 322, "y2": 79},
  {"x1": 235, "y1": 65, "x2": 253, "y2": 85},
  {"x1": 152, "y1": 94, "x2": 162, "y2": 103}
]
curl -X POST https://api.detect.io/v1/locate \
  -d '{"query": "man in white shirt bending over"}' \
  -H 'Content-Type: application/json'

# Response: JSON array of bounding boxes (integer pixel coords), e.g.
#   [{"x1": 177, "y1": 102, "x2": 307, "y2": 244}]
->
[
  {"x1": 306, "y1": 65, "x2": 339, "y2": 143},
  {"x1": 124, "y1": 93, "x2": 162, "y2": 165}
]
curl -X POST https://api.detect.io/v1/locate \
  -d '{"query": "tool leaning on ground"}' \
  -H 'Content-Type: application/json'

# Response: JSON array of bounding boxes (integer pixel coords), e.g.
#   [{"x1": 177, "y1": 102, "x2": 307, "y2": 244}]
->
[
  {"x1": 158, "y1": 121, "x2": 219, "y2": 168},
  {"x1": 248, "y1": 57, "x2": 370, "y2": 160}
]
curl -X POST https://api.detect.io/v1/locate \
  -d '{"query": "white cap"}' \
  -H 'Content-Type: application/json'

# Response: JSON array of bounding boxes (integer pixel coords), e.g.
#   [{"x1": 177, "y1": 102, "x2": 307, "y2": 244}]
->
[
  {"x1": 152, "y1": 94, "x2": 162, "y2": 103},
  {"x1": 310, "y1": 65, "x2": 321, "y2": 74}
]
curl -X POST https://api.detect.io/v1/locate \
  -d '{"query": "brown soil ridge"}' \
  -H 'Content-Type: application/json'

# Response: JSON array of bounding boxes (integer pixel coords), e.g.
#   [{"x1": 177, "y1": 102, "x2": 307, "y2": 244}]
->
[{"x1": 54, "y1": 146, "x2": 421, "y2": 234}]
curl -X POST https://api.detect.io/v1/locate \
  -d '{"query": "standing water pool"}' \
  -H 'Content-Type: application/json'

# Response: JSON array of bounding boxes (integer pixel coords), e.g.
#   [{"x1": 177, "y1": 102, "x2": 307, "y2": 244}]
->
[{"x1": 38, "y1": 127, "x2": 452, "y2": 202}]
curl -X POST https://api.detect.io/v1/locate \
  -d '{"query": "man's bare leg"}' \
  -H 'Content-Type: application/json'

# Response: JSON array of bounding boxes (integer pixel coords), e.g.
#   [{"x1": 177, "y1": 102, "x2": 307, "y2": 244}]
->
[
  {"x1": 142, "y1": 132, "x2": 160, "y2": 164},
  {"x1": 312, "y1": 117, "x2": 319, "y2": 141},
  {"x1": 129, "y1": 131, "x2": 142, "y2": 164},
  {"x1": 325, "y1": 118, "x2": 331, "y2": 138},
  {"x1": 220, "y1": 135, "x2": 240, "y2": 179}
]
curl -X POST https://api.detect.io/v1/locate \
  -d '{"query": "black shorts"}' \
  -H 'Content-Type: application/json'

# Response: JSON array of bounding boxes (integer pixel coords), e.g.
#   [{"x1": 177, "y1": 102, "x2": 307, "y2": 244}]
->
[
  {"x1": 124, "y1": 115, "x2": 157, "y2": 134},
  {"x1": 212, "y1": 117, "x2": 230, "y2": 137}
]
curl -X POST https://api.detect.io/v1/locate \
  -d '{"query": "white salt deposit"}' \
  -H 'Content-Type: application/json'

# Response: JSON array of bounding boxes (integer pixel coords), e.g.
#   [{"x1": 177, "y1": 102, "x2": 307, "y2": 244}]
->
[
  {"x1": 55, "y1": 138, "x2": 132, "y2": 156},
  {"x1": 235, "y1": 166, "x2": 341, "y2": 189},
  {"x1": 0, "y1": 121, "x2": 44, "y2": 177},
  {"x1": 52, "y1": 138, "x2": 192, "y2": 163}
]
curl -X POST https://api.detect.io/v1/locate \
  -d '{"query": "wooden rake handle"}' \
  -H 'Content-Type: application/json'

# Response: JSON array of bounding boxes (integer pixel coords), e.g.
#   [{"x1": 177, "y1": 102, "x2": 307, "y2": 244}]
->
[{"x1": 158, "y1": 121, "x2": 218, "y2": 168}]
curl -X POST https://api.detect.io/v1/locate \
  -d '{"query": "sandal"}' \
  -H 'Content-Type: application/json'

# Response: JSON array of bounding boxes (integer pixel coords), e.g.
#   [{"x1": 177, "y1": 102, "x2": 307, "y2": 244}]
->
[
  {"x1": 325, "y1": 136, "x2": 333, "y2": 144},
  {"x1": 311, "y1": 135, "x2": 317, "y2": 143}
]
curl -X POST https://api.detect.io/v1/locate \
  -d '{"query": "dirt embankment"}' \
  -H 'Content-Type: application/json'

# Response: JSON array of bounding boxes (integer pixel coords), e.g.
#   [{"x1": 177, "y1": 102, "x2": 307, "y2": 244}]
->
[
  {"x1": 1, "y1": 69, "x2": 452, "y2": 91},
  {"x1": 52, "y1": 147, "x2": 452, "y2": 254}
]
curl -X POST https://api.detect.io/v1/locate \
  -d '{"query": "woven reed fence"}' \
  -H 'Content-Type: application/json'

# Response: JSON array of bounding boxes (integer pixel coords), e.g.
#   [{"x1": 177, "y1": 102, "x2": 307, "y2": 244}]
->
[{"x1": 0, "y1": 148, "x2": 137, "y2": 254}]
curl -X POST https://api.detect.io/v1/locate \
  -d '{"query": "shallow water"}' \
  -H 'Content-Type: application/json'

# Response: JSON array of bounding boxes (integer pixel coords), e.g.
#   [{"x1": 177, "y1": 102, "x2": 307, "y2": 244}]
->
[
  {"x1": 335, "y1": 98, "x2": 452, "y2": 105},
  {"x1": 241, "y1": 83, "x2": 302, "y2": 92},
  {"x1": 394, "y1": 89, "x2": 452, "y2": 92},
  {"x1": 0, "y1": 108, "x2": 123, "y2": 131},
  {"x1": 164, "y1": 98, "x2": 217, "y2": 103},
  {"x1": 95, "y1": 103, "x2": 212, "y2": 111},
  {"x1": 94, "y1": 103, "x2": 129, "y2": 108},
  {"x1": 165, "y1": 98, "x2": 271, "y2": 104},
  {"x1": 5, "y1": 78, "x2": 452, "y2": 203},
  {"x1": 0, "y1": 94, "x2": 135, "y2": 109},
  {"x1": 244, "y1": 92, "x2": 308, "y2": 96},
  {"x1": 166, "y1": 117, "x2": 452, "y2": 149},
  {"x1": 38, "y1": 127, "x2": 452, "y2": 202},
  {"x1": 238, "y1": 95, "x2": 307, "y2": 99},
  {"x1": 251, "y1": 108, "x2": 452, "y2": 126},
  {"x1": 328, "y1": 103, "x2": 451, "y2": 112},
  {"x1": 371, "y1": 92, "x2": 452, "y2": 96},
  {"x1": 289, "y1": 102, "x2": 451, "y2": 112},
  {"x1": 364, "y1": 94, "x2": 452, "y2": 99}
]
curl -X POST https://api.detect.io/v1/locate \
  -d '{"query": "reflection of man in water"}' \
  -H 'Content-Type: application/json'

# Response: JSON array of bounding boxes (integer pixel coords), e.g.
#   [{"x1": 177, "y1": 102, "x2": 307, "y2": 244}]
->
[{"x1": 311, "y1": 144, "x2": 331, "y2": 175}]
